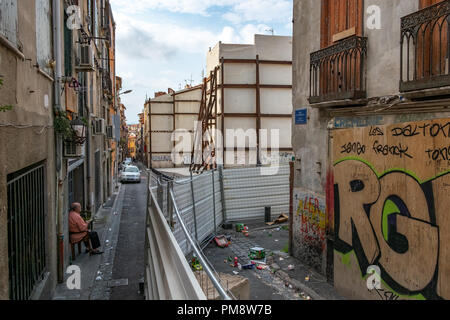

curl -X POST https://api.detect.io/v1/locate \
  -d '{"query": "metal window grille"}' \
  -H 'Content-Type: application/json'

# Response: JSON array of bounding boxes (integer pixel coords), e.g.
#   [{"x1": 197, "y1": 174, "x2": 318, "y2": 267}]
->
[{"x1": 7, "y1": 163, "x2": 46, "y2": 300}]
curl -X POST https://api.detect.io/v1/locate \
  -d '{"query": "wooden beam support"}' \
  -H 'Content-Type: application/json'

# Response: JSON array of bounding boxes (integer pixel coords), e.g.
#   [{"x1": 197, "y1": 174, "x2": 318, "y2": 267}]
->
[{"x1": 256, "y1": 54, "x2": 261, "y2": 165}]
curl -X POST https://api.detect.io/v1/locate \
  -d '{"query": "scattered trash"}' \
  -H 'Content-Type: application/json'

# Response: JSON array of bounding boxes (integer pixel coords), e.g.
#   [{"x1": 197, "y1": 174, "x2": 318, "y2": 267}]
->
[
  {"x1": 238, "y1": 263, "x2": 242, "y2": 271},
  {"x1": 242, "y1": 226, "x2": 249, "y2": 237},
  {"x1": 233, "y1": 271, "x2": 239, "y2": 275},
  {"x1": 249, "y1": 247, "x2": 266, "y2": 260},
  {"x1": 276, "y1": 228, "x2": 281, "y2": 231},
  {"x1": 242, "y1": 264, "x2": 255, "y2": 270},
  {"x1": 251, "y1": 259, "x2": 267, "y2": 265},
  {"x1": 256, "y1": 265, "x2": 264, "y2": 270},
  {"x1": 279, "y1": 257, "x2": 284, "y2": 261},
  {"x1": 236, "y1": 223, "x2": 245, "y2": 232},
  {"x1": 234, "y1": 257, "x2": 239, "y2": 268},
  {"x1": 97, "y1": 271, "x2": 102, "y2": 275},
  {"x1": 214, "y1": 235, "x2": 229, "y2": 248},
  {"x1": 96, "y1": 276, "x2": 102, "y2": 281},
  {"x1": 274, "y1": 239, "x2": 279, "y2": 242},
  {"x1": 288, "y1": 265, "x2": 295, "y2": 271},
  {"x1": 106, "y1": 240, "x2": 110, "y2": 243},
  {"x1": 305, "y1": 276, "x2": 310, "y2": 282},
  {"x1": 289, "y1": 285, "x2": 293, "y2": 289},
  {"x1": 266, "y1": 214, "x2": 289, "y2": 226},
  {"x1": 108, "y1": 228, "x2": 112, "y2": 232},
  {"x1": 191, "y1": 257, "x2": 203, "y2": 271}
]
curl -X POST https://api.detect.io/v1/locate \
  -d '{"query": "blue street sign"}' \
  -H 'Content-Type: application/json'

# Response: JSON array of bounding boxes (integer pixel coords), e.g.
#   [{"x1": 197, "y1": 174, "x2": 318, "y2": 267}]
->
[{"x1": 295, "y1": 109, "x2": 307, "y2": 125}]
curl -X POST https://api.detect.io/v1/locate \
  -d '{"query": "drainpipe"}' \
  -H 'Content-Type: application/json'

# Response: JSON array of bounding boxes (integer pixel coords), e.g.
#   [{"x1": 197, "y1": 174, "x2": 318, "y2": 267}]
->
[{"x1": 53, "y1": 0, "x2": 64, "y2": 284}]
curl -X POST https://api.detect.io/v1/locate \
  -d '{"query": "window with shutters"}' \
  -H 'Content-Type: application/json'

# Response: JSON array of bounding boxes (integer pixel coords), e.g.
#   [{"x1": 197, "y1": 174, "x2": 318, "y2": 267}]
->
[
  {"x1": 0, "y1": 0, "x2": 18, "y2": 45},
  {"x1": 310, "y1": 0, "x2": 367, "y2": 104},
  {"x1": 400, "y1": 0, "x2": 450, "y2": 92}
]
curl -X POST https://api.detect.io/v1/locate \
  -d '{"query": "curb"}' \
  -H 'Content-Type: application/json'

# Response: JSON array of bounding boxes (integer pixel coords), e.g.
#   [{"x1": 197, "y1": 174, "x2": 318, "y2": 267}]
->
[{"x1": 273, "y1": 269, "x2": 323, "y2": 300}]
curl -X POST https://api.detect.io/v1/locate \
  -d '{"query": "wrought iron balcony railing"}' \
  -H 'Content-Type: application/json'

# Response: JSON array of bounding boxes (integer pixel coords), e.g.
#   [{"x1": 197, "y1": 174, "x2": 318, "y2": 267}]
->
[
  {"x1": 309, "y1": 35, "x2": 367, "y2": 104},
  {"x1": 401, "y1": 1, "x2": 450, "y2": 92}
]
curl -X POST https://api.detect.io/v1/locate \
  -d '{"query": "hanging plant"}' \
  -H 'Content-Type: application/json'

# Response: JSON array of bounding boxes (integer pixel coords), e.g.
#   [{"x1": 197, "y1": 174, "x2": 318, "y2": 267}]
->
[
  {"x1": 0, "y1": 77, "x2": 14, "y2": 112},
  {"x1": 54, "y1": 109, "x2": 76, "y2": 141}
]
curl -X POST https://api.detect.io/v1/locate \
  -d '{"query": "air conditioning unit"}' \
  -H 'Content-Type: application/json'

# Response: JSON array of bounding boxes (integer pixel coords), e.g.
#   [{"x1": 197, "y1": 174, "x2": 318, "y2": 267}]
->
[
  {"x1": 64, "y1": 141, "x2": 83, "y2": 158},
  {"x1": 106, "y1": 125, "x2": 114, "y2": 139},
  {"x1": 94, "y1": 118, "x2": 106, "y2": 135},
  {"x1": 75, "y1": 45, "x2": 95, "y2": 72}
]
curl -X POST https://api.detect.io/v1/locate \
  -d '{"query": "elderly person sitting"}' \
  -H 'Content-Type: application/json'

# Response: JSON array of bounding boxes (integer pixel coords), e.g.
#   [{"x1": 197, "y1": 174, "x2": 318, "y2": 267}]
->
[{"x1": 69, "y1": 203, "x2": 103, "y2": 255}]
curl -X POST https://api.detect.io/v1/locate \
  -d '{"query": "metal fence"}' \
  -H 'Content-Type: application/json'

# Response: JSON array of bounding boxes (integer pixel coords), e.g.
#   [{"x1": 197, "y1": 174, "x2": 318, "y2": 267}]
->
[
  {"x1": 223, "y1": 165, "x2": 290, "y2": 222},
  {"x1": 7, "y1": 163, "x2": 46, "y2": 300},
  {"x1": 145, "y1": 169, "x2": 231, "y2": 300}
]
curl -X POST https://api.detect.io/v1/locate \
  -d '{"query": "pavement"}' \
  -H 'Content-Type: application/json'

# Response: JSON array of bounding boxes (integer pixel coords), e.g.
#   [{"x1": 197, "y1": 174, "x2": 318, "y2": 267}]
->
[
  {"x1": 52, "y1": 162, "x2": 147, "y2": 300},
  {"x1": 202, "y1": 221, "x2": 345, "y2": 301}
]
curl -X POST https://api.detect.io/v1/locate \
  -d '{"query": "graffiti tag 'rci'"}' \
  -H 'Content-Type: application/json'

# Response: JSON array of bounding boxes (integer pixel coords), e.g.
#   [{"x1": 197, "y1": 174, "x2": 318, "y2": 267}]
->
[{"x1": 334, "y1": 160, "x2": 449, "y2": 300}]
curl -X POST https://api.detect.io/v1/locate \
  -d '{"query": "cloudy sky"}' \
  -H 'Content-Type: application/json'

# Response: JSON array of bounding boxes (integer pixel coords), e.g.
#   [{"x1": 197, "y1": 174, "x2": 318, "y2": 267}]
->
[{"x1": 109, "y1": 0, "x2": 293, "y2": 123}]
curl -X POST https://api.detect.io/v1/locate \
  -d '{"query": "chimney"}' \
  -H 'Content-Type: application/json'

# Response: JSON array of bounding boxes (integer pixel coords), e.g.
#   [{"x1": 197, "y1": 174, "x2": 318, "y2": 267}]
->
[{"x1": 154, "y1": 91, "x2": 166, "y2": 98}]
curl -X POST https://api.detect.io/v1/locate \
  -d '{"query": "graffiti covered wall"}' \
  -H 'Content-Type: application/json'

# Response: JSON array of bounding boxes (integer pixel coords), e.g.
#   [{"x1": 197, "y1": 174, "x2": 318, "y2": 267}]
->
[
  {"x1": 332, "y1": 118, "x2": 450, "y2": 300},
  {"x1": 293, "y1": 189, "x2": 328, "y2": 273}
]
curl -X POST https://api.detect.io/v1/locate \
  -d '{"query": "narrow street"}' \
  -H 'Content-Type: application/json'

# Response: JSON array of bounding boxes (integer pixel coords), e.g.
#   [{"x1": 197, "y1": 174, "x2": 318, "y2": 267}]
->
[
  {"x1": 110, "y1": 163, "x2": 147, "y2": 300},
  {"x1": 2, "y1": 0, "x2": 449, "y2": 306}
]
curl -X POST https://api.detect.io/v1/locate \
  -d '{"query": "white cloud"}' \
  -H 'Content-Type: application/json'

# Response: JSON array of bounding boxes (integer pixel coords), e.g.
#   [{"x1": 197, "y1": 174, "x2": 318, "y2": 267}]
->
[
  {"x1": 223, "y1": 0, "x2": 292, "y2": 25},
  {"x1": 109, "y1": 0, "x2": 293, "y2": 123},
  {"x1": 110, "y1": 0, "x2": 292, "y2": 24}
]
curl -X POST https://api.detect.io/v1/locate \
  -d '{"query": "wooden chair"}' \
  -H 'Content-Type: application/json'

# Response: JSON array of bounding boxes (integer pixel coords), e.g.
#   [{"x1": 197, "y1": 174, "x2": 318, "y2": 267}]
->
[{"x1": 70, "y1": 240, "x2": 83, "y2": 261}]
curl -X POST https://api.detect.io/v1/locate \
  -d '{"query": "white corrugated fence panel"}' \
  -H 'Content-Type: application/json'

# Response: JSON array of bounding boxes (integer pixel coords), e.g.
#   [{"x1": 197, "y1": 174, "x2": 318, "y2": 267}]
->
[{"x1": 223, "y1": 165, "x2": 290, "y2": 222}]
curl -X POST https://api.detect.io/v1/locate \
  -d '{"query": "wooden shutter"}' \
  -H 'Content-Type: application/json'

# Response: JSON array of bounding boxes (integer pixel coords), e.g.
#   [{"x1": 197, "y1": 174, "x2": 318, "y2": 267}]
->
[
  {"x1": 64, "y1": 12, "x2": 73, "y2": 77},
  {"x1": 321, "y1": 0, "x2": 363, "y2": 49},
  {"x1": 420, "y1": 0, "x2": 445, "y2": 8},
  {"x1": 0, "y1": 0, "x2": 18, "y2": 45},
  {"x1": 36, "y1": 0, "x2": 52, "y2": 74},
  {"x1": 417, "y1": 0, "x2": 447, "y2": 79}
]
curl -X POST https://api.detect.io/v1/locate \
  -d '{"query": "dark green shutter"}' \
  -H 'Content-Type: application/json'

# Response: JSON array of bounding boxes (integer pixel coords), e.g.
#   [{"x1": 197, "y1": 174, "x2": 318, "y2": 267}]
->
[{"x1": 64, "y1": 13, "x2": 72, "y2": 77}]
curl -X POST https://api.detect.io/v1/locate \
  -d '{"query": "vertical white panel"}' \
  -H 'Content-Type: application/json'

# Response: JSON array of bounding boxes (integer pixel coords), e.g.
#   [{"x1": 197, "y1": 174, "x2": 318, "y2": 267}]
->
[
  {"x1": 36, "y1": 0, "x2": 52, "y2": 74},
  {"x1": 0, "y1": 0, "x2": 18, "y2": 45}
]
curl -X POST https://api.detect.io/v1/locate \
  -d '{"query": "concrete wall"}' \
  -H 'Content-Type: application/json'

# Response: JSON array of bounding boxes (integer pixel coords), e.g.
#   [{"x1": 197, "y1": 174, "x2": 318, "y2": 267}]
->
[
  {"x1": 292, "y1": 0, "x2": 450, "y2": 300},
  {"x1": 0, "y1": 0, "x2": 57, "y2": 300}
]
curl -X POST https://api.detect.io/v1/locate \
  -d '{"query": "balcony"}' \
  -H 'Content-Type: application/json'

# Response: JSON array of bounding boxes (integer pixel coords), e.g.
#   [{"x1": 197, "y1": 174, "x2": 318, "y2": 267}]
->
[
  {"x1": 401, "y1": 1, "x2": 450, "y2": 92},
  {"x1": 309, "y1": 35, "x2": 367, "y2": 104}
]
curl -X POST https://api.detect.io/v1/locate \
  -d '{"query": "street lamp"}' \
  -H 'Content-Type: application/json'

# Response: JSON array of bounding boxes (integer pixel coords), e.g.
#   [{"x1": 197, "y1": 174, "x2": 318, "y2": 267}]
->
[
  {"x1": 70, "y1": 117, "x2": 87, "y2": 145},
  {"x1": 118, "y1": 90, "x2": 133, "y2": 96}
]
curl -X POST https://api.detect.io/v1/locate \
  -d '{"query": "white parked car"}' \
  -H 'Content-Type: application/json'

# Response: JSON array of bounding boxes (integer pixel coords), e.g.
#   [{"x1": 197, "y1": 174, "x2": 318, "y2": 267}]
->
[{"x1": 120, "y1": 165, "x2": 141, "y2": 183}]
